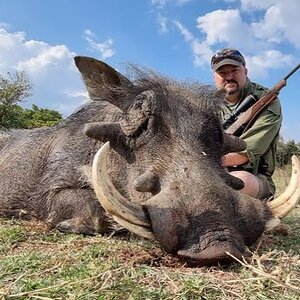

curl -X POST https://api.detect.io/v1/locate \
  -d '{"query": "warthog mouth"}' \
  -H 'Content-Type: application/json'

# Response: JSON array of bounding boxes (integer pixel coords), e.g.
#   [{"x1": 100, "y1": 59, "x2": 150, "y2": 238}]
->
[{"x1": 177, "y1": 241, "x2": 244, "y2": 267}]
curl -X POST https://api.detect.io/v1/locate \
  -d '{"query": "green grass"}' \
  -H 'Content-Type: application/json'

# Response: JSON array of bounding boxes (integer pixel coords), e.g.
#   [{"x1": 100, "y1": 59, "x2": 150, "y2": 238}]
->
[{"x1": 0, "y1": 166, "x2": 299, "y2": 299}]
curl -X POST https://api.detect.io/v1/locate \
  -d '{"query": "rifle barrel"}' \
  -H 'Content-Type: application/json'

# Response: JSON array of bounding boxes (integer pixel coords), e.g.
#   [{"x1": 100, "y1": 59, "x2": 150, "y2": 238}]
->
[{"x1": 284, "y1": 63, "x2": 300, "y2": 81}]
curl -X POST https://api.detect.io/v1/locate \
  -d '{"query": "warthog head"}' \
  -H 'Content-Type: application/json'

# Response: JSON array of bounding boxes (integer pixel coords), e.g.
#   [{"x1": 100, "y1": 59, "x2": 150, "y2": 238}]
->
[{"x1": 75, "y1": 56, "x2": 300, "y2": 266}]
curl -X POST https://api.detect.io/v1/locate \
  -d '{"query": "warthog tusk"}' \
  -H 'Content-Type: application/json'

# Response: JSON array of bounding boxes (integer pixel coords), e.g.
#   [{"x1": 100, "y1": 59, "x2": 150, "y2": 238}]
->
[
  {"x1": 267, "y1": 155, "x2": 300, "y2": 218},
  {"x1": 92, "y1": 142, "x2": 155, "y2": 240}
]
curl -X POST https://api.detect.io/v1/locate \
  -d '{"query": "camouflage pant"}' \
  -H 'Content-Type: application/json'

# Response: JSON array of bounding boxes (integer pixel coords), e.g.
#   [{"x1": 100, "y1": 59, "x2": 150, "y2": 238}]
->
[{"x1": 256, "y1": 174, "x2": 273, "y2": 200}]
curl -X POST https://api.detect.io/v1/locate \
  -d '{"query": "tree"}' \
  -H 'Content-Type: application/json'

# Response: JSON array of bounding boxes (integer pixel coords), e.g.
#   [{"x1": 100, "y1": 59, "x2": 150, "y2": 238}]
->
[
  {"x1": 0, "y1": 104, "x2": 27, "y2": 129},
  {"x1": 0, "y1": 71, "x2": 63, "y2": 129},
  {"x1": 0, "y1": 104, "x2": 63, "y2": 129},
  {"x1": 276, "y1": 137, "x2": 300, "y2": 167},
  {"x1": 285, "y1": 140, "x2": 300, "y2": 157},
  {"x1": 276, "y1": 136, "x2": 288, "y2": 167},
  {"x1": 0, "y1": 71, "x2": 33, "y2": 127},
  {"x1": 22, "y1": 104, "x2": 63, "y2": 128}
]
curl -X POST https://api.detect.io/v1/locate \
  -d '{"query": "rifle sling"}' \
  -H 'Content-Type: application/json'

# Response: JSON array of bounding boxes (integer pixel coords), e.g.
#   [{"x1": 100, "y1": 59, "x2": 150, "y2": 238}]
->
[{"x1": 243, "y1": 93, "x2": 278, "y2": 133}]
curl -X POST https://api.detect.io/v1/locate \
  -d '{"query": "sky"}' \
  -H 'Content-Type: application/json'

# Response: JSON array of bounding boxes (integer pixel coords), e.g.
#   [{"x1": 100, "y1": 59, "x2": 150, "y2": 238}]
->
[{"x1": 0, "y1": 0, "x2": 299, "y2": 141}]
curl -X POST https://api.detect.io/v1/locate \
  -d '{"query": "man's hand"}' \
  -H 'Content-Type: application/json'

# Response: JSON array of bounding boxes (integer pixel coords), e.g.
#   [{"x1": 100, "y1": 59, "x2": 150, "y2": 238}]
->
[{"x1": 222, "y1": 152, "x2": 249, "y2": 167}]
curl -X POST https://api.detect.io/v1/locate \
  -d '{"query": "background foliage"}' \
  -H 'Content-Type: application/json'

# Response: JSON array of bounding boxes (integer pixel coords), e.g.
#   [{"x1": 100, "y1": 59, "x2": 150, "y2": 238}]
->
[
  {"x1": 276, "y1": 137, "x2": 300, "y2": 167},
  {"x1": 0, "y1": 71, "x2": 62, "y2": 129}
]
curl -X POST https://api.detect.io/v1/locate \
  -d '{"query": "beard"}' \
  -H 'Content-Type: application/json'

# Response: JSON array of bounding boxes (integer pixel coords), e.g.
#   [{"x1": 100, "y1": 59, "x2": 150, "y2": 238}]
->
[{"x1": 224, "y1": 80, "x2": 240, "y2": 96}]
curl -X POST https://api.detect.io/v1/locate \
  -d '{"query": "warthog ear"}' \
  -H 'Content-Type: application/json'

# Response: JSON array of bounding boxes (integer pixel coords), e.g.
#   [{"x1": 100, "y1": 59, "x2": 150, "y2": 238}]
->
[
  {"x1": 74, "y1": 56, "x2": 133, "y2": 111},
  {"x1": 84, "y1": 90, "x2": 157, "y2": 156},
  {"x1": 119, "y1": 90, "x2": 157, "y2": 148}
]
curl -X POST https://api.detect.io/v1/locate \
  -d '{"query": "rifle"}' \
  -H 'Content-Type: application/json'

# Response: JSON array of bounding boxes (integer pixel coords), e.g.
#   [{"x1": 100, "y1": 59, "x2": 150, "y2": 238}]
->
[{"x1": 224, "y1": 63, "x2": 300, "y2": 137}]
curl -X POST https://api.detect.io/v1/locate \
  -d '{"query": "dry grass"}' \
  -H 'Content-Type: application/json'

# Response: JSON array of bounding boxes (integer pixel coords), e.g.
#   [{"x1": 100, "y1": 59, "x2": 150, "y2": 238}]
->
[
  {"x1": 0, "y1": 165, "x2": 299, "y2": 299},
  {"x1": 273, "y1": 164, "x2": 292, "y2": 194}
]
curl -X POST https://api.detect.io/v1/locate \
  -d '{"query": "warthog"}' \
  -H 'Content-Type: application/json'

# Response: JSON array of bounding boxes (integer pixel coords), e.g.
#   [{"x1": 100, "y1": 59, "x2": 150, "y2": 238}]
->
[{"x1": 0, "y1": 56, "x2": 299, "y2": 266}]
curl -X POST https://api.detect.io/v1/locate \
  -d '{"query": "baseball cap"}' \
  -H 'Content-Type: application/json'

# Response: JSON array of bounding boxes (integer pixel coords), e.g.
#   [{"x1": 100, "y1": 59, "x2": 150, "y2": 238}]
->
[{"x1": 211, "y1": 48, "x2": 246, "y2": 71}]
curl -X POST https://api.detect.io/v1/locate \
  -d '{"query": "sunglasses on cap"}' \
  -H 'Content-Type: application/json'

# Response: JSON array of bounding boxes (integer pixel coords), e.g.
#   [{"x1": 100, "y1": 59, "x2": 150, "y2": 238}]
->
[{"x1": 211, "y1": 49, "x2": 246, "y2": 70}]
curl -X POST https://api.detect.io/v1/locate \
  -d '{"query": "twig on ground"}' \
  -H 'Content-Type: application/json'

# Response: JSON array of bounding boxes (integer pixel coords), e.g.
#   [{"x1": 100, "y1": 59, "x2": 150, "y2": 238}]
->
[{"x1": 226, "y1": 251, "x2": 300, "y2": 294}]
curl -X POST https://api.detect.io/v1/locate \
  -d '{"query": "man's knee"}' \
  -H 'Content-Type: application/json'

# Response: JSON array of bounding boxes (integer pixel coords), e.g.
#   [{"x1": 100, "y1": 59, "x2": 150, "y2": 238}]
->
[
  {"x1": 229, "y1": 171, "x2": 273, "y2": 200},
  {"x1": 229, "y1": 170, "x2": 260, "y2": 198}
]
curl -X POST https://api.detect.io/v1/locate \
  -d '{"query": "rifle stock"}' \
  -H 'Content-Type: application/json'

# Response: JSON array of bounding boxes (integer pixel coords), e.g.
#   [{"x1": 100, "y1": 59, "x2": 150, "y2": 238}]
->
[{"x1": 224, "y1": 63, "x2": 300, "y2": 136}]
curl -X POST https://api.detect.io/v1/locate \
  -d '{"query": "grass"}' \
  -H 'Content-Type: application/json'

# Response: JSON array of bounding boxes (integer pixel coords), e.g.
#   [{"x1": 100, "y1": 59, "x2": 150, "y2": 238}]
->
[{"x1": 0, "y1": 165, "x2": 299, "y2": 299}]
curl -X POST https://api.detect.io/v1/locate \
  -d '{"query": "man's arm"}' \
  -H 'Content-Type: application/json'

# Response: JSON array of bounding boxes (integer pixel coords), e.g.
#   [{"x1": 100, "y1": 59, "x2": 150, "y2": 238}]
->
[
  {"x1": 223, "y1": 98, "x2": 282, "y2": 168},
  {"x1": 223, "y1": 152, "x2": 249, "y2": 167}
]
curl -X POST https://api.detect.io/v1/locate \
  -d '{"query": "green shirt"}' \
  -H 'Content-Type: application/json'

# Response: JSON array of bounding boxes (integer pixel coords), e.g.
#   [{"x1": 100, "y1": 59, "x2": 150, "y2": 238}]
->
[{"x1": 221, "y1": 79, "x2": 282, "y2": 195}]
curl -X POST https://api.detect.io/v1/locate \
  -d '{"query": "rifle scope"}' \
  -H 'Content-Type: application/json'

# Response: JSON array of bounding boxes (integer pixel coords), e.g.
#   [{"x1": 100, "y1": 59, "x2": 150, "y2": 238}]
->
[{"x1": 223, "y1": 94, "x2": 258, "y2": 130}]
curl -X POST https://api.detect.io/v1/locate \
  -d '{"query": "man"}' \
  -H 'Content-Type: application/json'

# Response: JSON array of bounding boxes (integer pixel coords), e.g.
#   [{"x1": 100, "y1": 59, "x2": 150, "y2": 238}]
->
[{"x1": 211, "y1": 48, "x2": 282, "y2": 200}]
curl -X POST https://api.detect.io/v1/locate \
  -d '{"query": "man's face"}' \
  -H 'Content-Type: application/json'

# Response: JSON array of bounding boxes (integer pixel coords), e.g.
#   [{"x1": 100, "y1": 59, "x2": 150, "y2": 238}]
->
[{"x1": 213, "y1": 65, "x2": 247, "y2": 97}]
